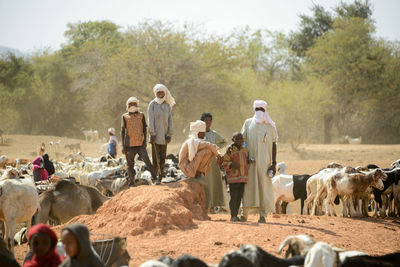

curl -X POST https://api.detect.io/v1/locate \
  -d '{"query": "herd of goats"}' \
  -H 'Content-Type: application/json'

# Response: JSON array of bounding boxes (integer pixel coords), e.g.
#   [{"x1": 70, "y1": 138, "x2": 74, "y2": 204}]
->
[{"x1": 0, "y1": 145, "x2": 400, "y2": 266}]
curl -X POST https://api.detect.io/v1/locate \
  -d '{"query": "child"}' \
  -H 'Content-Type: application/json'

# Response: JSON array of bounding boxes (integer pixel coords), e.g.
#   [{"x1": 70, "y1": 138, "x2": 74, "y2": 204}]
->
[
  {"x1": 222, "y1": 132, "x2": 251, "y2": 222},
  {"x1": 107, "y1": 128, "x2": 118, "y2": 158},
  {"x1": 23, "y1": 223, "x2": 64, "y2": 267},
  {"x1": 59, "y1": 223, "x2": 104, "y2": 267}
]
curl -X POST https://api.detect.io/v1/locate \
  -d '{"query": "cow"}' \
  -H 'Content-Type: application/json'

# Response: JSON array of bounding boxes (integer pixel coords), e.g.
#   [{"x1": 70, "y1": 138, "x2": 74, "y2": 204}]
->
[
  {"x1": 33, "y1": 179, "x2": 109, "y2": 225},
  {"x1": 0, "y1": 177, "x2": 40, "y2": 251}
]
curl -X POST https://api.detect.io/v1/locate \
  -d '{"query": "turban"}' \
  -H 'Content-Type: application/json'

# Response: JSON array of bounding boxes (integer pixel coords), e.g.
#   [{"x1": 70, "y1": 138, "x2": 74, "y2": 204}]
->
[
  {"x1": 253, "y1": 100, "x2": 278, "y2": 138},
  {"x1": 153, "y1": 84, "x2": 176, "y2": 108},
  {"x1": 126, "y1": 97, "x2": 139, "y2": 108},
  {"x1": 188, "y1": 120, "x2": 206, "y2": 162}
]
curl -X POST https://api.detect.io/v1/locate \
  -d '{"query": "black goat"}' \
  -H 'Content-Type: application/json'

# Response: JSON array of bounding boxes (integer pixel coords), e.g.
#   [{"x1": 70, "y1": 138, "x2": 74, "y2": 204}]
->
[
  {"x1": 219, "y1": 244, "x2": 305, "y2": 267},
  {"x1": 341, "y1": 252, "x2": 400, "y2": 267}
]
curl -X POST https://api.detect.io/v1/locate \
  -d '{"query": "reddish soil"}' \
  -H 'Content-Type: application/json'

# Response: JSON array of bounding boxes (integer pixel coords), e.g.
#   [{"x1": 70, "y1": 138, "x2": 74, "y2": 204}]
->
[{"x1": 5, "y1": 135, "x2": 400, "y2": 266}]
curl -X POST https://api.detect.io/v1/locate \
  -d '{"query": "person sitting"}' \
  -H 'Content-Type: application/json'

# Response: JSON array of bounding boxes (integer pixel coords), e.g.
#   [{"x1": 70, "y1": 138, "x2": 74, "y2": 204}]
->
[{"x1": 178, "y1": 120, "x2": 223, "y2": 178}]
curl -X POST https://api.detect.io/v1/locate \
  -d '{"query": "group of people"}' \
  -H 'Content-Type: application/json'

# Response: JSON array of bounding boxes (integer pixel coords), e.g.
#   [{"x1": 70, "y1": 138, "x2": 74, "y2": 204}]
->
[
  {"x1": 177, "y1": 100, "x2": 278, "y2": 222},
  {"x1": 5, "y1": 223, "x2": 104, "y2": 267},
  {"x1": 118, "y1": 83, "x2": 278, "y2": 223}
]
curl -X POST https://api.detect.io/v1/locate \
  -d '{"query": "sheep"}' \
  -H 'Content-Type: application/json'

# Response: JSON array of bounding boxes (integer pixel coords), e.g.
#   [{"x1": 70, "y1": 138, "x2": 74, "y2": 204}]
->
[{"x1": 276, "y1": 234, "x2": 315, "y2": 258}]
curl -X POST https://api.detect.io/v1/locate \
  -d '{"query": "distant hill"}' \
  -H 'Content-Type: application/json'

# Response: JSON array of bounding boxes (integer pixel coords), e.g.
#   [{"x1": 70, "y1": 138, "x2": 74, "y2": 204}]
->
[{"x1": 0, "y1": 45, "x2": 27, "y2": 58}]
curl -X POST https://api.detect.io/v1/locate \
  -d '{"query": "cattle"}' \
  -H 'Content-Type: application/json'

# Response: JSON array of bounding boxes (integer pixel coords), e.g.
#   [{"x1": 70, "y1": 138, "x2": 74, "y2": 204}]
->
[
  {"x1": 0, "y1": 177, "x2": 40, "y2": 251},
  {"x1": 34, "y1": 179, "x2": 109, "y2": 225}
]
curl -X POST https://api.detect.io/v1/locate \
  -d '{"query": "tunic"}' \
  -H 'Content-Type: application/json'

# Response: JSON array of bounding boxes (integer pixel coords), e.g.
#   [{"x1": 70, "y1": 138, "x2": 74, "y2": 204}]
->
[
  {"x1": 148, "y1": 100, "x2": 173, "y2": 145},
  {"x1": 203, "y1": 130, "x2": 226, "y2": 208},
  {"x1": 241, "y1": 118, "x2": 277, "y2": 213}
]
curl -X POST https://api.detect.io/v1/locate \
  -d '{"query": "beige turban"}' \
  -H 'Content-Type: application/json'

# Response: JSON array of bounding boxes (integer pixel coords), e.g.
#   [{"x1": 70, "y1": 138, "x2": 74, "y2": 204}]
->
[
  {"x1": 188, "y1": 120, "x2": 206, "y2": 162},
  {"x1": 153, "y1": 84, "x2": 176, "y2": 108}
]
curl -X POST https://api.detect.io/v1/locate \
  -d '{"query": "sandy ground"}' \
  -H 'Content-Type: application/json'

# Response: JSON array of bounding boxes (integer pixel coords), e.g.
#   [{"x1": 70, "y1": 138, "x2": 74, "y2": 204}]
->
[{"x1": 2, "y1": 135, "x2": 400, "y2": 266}]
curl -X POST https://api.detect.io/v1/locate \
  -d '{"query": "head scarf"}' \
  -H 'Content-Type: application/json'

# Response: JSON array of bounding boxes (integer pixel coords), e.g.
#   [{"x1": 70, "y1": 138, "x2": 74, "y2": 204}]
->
[
  {"x1": 32, "y1": 156, "x2": 49, "y2": 181},
  {"x1": 126, "y1": 97, "x2": 139, "y2": 111},
  {"x1": 153, "y1": 84, "x2": 176, "y2": 108},
  {"x1": 60, "y1": 223, "x2": 103, "y2": 267},
  {"x1": 253, "y1": 100, "x2": 278, "y2": 138},
  {"x1": 187, "y1": 120, "x2": 206, "y2": 162},
  {"x1": 24, "y1": 223, "x2": 64, "y2": 267},
  {"x1": 108, "y1": 128, "x2": 115, "y2": 135}
]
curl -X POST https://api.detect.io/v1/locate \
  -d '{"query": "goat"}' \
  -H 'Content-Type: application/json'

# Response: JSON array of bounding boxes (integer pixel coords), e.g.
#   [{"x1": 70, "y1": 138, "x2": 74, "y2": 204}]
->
[
  {"x1": 219, "y1": 244, "x2": 305, "y2": 267},
  {"x1": 340, "y1": 252, "x2": 400, "y2": 267},
  {"x1": 345, "y1": 135, "x2": 362, "y2": 144},
  {"x1": 325, "y1": 169, "x2": 386, "y2": 217},
  {"x1": 304, "y1": 242, "x2": 342, "y2": 267},
  {"x1": 277, "y1": 234, "x2": 315, "y2": 258}
]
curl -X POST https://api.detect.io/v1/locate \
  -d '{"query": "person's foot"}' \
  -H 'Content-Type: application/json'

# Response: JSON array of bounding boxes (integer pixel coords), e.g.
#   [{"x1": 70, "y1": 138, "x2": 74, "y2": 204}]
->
[
  {"x1": 258, "y1": 216, "x2": 266, "y2": 223},
  {"x1": 152, "y1": 179, "x2": 160, "y2": 185},
  {"x1": 239, "y1": 216, "x2": 247, "y2": 222},
  {"x1": 230, "y1": 216, "x2": 240, "y2": 222}
]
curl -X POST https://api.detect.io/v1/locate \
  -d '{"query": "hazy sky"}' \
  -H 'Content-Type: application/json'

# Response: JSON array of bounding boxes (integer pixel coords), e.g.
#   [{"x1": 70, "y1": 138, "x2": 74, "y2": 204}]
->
[{"x1": 0, "y1": 0, "x2": 399, "y2": 52}]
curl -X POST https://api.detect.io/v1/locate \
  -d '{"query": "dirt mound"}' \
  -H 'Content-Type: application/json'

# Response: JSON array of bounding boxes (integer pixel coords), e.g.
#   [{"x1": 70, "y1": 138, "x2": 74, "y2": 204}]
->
[{"x1": 67, "y1": 179, "x2": 207, "y2": 237}]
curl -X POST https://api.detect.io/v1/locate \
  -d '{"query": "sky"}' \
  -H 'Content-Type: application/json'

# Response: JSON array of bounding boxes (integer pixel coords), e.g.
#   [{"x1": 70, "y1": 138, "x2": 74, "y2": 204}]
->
[{"x1": 0, "y1": 0, "x2": 399, "y2": 53}]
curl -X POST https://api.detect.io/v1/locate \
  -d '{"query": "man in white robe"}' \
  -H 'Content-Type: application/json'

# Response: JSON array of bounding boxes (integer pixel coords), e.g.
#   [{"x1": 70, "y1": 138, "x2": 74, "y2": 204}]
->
[{"x1": 240, "y1": 100, "x2": 278, "y2": 223}]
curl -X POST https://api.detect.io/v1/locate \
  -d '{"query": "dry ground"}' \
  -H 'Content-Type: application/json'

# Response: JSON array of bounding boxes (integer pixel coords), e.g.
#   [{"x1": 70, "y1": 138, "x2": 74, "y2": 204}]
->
[{"x1": 2, "y1": 135, "x2": 399, "y2": 266}]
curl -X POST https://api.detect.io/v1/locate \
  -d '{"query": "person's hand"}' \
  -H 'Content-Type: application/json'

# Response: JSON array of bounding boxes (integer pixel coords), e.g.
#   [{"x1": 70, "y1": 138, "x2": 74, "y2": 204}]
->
[
  {"x1": 267, "y1": 164, "x2": 276, "y2": 177},
  {"x1": 165, "y1": 136, "x2": 171, "y2": 144},
  {"x1": 248, "y1": 159, "x2": 255, "y2": 164},
  {"x1": 142, "y1": 140, "x2": 147, "y2": 148},
  {"x1": 150, "y1": 135, "x2": 156, "y2": 144},
  {"x1": 122, "y1": 148, "x2": 126, "y2": 155},
  {"x1": 231, "y1": 162, "x2": 240, "y2": 169}
]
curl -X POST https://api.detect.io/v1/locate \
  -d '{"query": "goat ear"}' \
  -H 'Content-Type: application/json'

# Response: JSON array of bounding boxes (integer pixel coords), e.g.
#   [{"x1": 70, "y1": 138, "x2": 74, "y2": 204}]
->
[{"x1": 333, "y1": 247, "x2": 344, "y2": 252}]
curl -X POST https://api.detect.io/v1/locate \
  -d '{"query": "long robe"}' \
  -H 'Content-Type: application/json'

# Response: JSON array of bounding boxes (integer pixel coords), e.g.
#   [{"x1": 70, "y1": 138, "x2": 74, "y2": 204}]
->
[
  {"x1": 241, "y1": 118, "x2": 277, "y2": 214},
  {"x1": 203, "y1": 130, "x2": 226, "y2": 208}
]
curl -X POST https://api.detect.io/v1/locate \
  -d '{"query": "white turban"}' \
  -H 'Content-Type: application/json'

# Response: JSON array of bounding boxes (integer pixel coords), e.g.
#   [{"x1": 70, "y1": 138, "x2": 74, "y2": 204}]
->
[
  {"x1": 253, "y1": 100, "x2": 278, "y2": 138},
  {"x1": 108, "y1": 128, "x2": 115, "y2": 135},
  {"x1": 153, "y1": 84, "x2": 176, "y2": 108},
  {"x1": 126, "y1": 97, "x2": 139, "y2": 109},
  {"x1": 188, "y1": 120, "x2": 206, "y2": 162}
]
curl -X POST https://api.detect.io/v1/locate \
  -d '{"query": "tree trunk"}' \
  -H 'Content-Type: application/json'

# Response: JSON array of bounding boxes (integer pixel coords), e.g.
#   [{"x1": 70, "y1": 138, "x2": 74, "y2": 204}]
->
[{"x1": 323, "y1": 114, "x2": 333, "y2": 144}]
